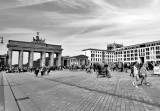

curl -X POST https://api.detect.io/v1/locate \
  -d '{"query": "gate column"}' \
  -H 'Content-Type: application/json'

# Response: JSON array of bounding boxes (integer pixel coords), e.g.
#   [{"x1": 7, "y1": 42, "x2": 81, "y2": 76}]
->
[
  {"x1": 18, "y1": 50, "x2": 23, "y2": 68},
  {"x1": 28, "y1": 51, "x2": 34, "y2": 68},
  {"x1": 49, "y1": 52, "x2": 54, "y2": 67},
  {"x1": 8, "y1": 49, "x2": 12, "y2": 69},
  {"x1": 40, "y1": 52, "x2": 42, "y2": 67},
  {"x1": 41, "y1": 52, "x2": 46, "y2": 67},
  {"x1": 58, "y1": 52, "x2": 62, "y2": 66}
]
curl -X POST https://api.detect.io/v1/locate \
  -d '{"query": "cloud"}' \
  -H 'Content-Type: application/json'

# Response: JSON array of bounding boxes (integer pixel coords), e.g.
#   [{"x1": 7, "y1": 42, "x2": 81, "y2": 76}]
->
[
  {"x1": 0, "y1": 0, "x2": 56, "y2": 10},
  {"x1": 104, "y1": 0, "x2": 153, "y2": 9},
  {"x1": 0, "y1": 28, "x2": 35, "y2": 34},
  {"x1": 0, "y1": 0, "x2": 160, "y2": 58}
]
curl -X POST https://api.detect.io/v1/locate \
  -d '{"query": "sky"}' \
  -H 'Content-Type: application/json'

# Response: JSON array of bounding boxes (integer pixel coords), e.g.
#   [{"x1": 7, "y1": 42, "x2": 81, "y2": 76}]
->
[{"x1": 0, "y1": 0, "x2": 160, "y2": 64}]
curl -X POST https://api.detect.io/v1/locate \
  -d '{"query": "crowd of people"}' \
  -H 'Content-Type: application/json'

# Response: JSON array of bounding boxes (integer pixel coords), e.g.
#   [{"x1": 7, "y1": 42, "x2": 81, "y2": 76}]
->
[
  {"x1": 1, "y1": 61, "x2": 158, "y2": 88},
  {"x1": 68, "y1": 61, "x2": 157, "y2": 87}
]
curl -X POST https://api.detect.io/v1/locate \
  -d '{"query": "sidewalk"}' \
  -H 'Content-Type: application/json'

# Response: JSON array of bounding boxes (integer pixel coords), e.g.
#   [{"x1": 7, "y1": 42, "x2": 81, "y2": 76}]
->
[
  {"x1": 3, "y1": 70, "x2": 160, "y2": 111},
  {"x1": 2, "y1": 72, "x2": 20, "y2": 111},
  {"x1": 0, "y1": 72, "x2": 4, "y2": 111}
]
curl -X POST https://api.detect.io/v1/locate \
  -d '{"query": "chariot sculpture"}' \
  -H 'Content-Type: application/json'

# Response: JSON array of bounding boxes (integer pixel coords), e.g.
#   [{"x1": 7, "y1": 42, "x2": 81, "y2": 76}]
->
[{"x1": 33, "y1": 32, "x2": 45, "y2": 43}]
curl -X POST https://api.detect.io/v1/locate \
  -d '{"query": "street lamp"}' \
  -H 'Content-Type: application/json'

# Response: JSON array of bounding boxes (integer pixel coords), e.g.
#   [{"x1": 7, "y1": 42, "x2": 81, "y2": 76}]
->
[{"x1": 0, "y1": 37, "x2": 3, "y2": 43}]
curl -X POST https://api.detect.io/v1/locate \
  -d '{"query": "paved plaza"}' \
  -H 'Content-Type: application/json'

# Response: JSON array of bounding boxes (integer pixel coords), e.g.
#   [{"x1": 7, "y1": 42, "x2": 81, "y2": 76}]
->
[{"x1": 2, "y1": 70, "x2": 160, "y2": 111}]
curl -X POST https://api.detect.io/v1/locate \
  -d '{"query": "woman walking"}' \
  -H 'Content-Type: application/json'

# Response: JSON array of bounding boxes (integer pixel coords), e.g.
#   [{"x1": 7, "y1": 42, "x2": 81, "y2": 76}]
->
[{"x1": 132, "y1": 62, "x2": 139, "y2": 88}]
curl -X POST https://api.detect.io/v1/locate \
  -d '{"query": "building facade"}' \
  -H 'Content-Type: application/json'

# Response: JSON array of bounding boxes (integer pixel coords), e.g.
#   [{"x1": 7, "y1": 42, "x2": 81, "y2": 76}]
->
[
  {"x1": 82, "y1": 48, "x2": 115, "y2": 65},
  {"x1": 70, "y1": 55, "x2": 88, "y2": 66},
  {"x1": 114, "y1": 40, "x2": 160, "y2": 64},
  {"x1": 82, "y1": 40, "x2": 160, "y2": 65}
]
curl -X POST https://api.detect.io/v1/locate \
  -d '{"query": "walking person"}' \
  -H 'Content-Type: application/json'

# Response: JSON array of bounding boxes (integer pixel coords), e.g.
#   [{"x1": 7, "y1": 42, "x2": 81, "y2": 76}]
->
[
  {"x1": 47, "y1": 67, "x2": 51, "y2": 75},
  {"x1": 41, "y1": 67, "x2": 45, "y2": 76},
  {"x1": 130, "y1": 63, "x2": 134, "y2": 77},
  {"x1": 35, "y1": 67, "x2": 39, "y2": 77},
  {"x1": 140, "y1": 63, "x2": 149, "y2": 86},
  {"x1": 132, "y1": 62, "x2": 139, "y2": 88},
  {"x1": 93, "y1": 64, "x2": 96, "y2": 72}
]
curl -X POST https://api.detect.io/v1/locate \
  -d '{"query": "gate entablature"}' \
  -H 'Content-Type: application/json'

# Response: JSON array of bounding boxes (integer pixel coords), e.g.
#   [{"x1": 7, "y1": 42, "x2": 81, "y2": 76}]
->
[{"x1": 7, "y1": 40, "x2": 63, "y2": 53}]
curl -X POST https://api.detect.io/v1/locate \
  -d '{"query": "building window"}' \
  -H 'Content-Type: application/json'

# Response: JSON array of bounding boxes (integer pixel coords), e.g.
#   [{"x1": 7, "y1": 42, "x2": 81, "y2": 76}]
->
[
  {"x1": 146, "y1": 52, "x2": 149, "y2": 55},
  {"x1": 156, "y1": 55, "x2": 160, "y2": 59},
  {"x1": 91, "y1": 54, "x2": 95, "y2": 57},
  {"x1": 146, "y1": 48, "x2": 149, "y2": 51},
  {"x1": 156, "y1": 47, "x2": 160, "y2": 50},
  {"x1": 146, "y1": 56, "x2": 150, "y2": 59},
  {"x1": 135, "y1": 57, "x2": 137, "y2": 60},
  {"x1": 131, "y1": 50, "x2": 133, "y2": 53}
]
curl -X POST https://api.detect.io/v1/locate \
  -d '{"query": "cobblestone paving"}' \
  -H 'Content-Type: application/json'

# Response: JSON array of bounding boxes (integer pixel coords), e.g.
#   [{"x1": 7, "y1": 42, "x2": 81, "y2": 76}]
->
[{"x1": 5, "y1": 70, "x2": 160, "y2": 111}]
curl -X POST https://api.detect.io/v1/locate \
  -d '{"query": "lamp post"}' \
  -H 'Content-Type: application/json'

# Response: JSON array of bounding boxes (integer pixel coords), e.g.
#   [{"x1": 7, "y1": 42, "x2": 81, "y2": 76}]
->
[
  {"x1": 0, "y1": 37, "x2": 3, "y2": 43},
  {"x1": 0, "y1": 37, "x2": 4, "y2": 69}
]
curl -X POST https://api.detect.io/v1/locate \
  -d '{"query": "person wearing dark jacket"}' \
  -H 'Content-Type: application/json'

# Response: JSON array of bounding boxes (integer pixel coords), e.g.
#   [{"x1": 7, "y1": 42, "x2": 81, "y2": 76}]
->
[{"x1": 35, "y1": 67, "x2": 39, "y2": 77}]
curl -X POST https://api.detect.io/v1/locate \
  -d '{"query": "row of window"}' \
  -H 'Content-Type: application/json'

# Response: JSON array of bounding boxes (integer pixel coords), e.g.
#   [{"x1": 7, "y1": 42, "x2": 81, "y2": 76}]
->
[
  {"x1": 146, "y1": 43, "x2": 160, "y2": 47},
  {"x1": 70, "y1": 59, "x2": 77, "y2": 62},
  {"x1": 90, "y1": 46, "x2": 160, "y2": 56},
  {"x1": 124, "y1": 57, "x2": 138, "y2": 61},
  {"x1": 91, "y1": 51, "x2": 113, "y2": 55},
  {"x1": 91, "y1": 53, "x2": 160, "y2": 60},
  {"x1": 117, "y1": 46, "x2": 160, "y2": 54},
  {"x1": 91, "y1": 54, "x2": 114, "y2": 57},
  {"x1": 91, "y1": 56, "x2": 160, "y2": 62},
  {"x1": 121, "y1": 42, "x2": 160, "y2": 50},
  {"x1": 91, "y1": 58, "x2": 102, "y2": 62},
  {"x1": 91, "y1": 51, "x2": 103, "y2": 54}
]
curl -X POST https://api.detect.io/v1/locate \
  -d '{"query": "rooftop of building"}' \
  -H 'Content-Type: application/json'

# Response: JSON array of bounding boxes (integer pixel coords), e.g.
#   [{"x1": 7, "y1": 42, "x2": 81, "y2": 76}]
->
[
  {"x1": 70, "y1": 55, "x2": 88, "y2": 59},
  {"x1": 121, "y1": 40, "x2": 160, "y2": 49},
  {"x1": 82, "y1": 48, "x2": 115, "y2": 52},
  {"x1": 107, "y1": 43, "x2": 123, "y2": 46},
  {"x1": 82, "y1": 40, "x2": 160, "y2": 52}
]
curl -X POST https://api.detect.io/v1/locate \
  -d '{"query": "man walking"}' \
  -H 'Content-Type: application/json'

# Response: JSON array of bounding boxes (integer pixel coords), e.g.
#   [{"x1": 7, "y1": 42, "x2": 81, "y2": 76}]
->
[{"x1": 140, "y1": 63, "x2": 149, "y2": 86}]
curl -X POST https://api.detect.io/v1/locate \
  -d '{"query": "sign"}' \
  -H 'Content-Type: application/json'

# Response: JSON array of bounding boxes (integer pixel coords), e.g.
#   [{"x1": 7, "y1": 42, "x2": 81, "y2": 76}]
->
[{"x1": 154, "y1": 66, "x2": 160, "y2": 74}]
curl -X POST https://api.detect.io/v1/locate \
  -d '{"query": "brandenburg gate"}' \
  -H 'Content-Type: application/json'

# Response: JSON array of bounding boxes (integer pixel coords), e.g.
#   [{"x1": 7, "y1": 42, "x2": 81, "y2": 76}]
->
[{"x1": 7, "y1": 32, "x2": 63, "y2": 69}]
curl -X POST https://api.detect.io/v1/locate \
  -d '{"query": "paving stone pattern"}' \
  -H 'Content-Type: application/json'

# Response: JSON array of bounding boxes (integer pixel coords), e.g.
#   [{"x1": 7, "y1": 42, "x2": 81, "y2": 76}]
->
[{"x1": 5, "y1": 70, "x2": 160, "y2": 111}]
